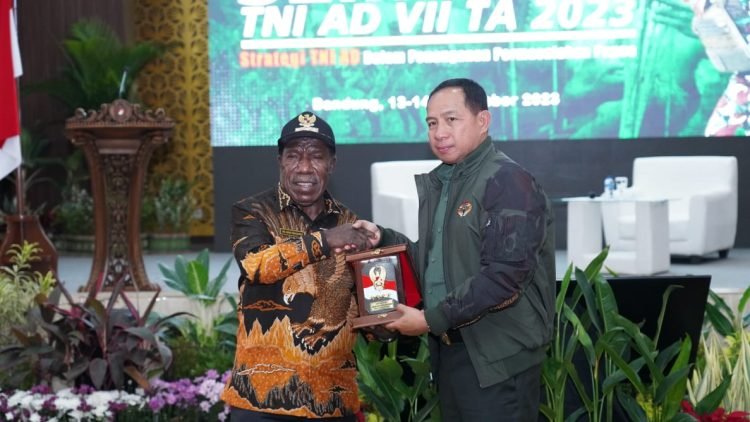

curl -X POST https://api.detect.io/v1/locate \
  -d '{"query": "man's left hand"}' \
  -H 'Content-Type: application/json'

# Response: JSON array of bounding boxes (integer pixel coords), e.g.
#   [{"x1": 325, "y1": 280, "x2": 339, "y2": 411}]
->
[{"x1": 386, "y1": 304, "x2": 429, "y2": 336}]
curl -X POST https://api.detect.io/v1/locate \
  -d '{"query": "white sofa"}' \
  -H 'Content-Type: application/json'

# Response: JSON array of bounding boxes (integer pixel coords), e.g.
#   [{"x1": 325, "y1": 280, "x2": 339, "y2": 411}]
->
[
  {"x1": 567, "y1": 197, "x2": 671, "y2": 275},
  {"x1": 370, "y1": 160, "x2": 441, "y2": 241},
  {"x1": 601, "y1": 156, "x2": 738, "y2": 260}
]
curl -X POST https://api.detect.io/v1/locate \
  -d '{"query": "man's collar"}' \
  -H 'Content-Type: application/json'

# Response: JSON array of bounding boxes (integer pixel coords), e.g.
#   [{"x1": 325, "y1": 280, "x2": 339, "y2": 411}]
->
[
  {"x1": 276, "y1": 183, "x2": 342, "y2": 215},
  {"x1": 458, "y1": 136, "x2": 493, "y2": 169},
  {"x1": 435, "y1": 136, "x2": 494, "y2": 178}
]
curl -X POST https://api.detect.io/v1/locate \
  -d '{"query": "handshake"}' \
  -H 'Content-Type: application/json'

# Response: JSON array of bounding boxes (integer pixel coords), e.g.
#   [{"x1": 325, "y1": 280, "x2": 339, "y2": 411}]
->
[{"x1": 324, "y1": 220, "x2": 381, "y2": 254}]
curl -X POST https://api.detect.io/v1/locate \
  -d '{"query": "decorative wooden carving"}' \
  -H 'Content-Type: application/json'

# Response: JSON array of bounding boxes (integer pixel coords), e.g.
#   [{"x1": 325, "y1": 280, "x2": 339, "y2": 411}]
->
[{"x1": 65, "y1": 99, "x2": 174, "y2": 292}]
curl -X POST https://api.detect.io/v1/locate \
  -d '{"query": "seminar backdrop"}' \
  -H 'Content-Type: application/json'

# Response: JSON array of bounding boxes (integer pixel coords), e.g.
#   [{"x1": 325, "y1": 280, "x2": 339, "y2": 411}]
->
[{"x1": 209, "y1": 0, "x2": 735, "y2": 146}]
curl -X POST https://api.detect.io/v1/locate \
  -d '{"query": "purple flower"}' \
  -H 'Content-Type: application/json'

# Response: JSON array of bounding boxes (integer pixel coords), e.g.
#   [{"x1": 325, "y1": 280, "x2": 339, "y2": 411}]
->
[
  {"x1": 73, "y1": 384, "x2": 96, "y2": 395},
  {"x1": 109, "y1": 401, "x2": 128, "y2": 412},
  {"x1": 42, "y1": 397, "x2": 57, "y2": 412},
  {"x1": 199, "y1": 401, "x2": 211, "y2": 413},
  {"x1": 30, "y1": 385, "x2": 51, "y2": 395},
  {"x1": 148, "y1": 396, "x2": 165, "y2": 412},
  {"x1": 165, "y1": 393, "x2": 177, "y2": 405},
  {"x1": 218, "y1": 409, "x2": 229, "y2": 422},
  {"x1": 78, "y1": 400, "x2": 93, "y2": 412}
]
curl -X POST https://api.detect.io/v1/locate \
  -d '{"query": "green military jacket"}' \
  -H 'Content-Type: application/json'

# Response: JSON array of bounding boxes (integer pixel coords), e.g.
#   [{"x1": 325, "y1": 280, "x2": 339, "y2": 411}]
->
[{"x1": 381, "y1": 137, "x2": 556, "y2": 387}]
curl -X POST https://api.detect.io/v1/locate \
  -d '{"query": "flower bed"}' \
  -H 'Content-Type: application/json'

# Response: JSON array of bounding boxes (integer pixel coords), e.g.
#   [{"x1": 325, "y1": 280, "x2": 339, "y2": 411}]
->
[{"x1": 0, "y1": 370, "x2": 230, "y2": 421}]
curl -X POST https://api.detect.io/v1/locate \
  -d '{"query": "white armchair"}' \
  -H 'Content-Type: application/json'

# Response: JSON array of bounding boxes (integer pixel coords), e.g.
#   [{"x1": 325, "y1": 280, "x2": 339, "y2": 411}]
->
[
  {"x1": 566, "y1": 197, "x2": 671, "y2": 275},
  {"x1": 371, "y1": 160, "x2": 440, "y2": 241},
  {"x1": 602, "y1": 156, "x2": 738, "y2": 260}
]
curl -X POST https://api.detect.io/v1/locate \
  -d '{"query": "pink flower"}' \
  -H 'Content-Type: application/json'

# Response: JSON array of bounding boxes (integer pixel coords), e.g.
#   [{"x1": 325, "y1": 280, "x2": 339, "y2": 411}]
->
[{"x1": 681, "y1": 400, "x2": 750, "y2": 422}]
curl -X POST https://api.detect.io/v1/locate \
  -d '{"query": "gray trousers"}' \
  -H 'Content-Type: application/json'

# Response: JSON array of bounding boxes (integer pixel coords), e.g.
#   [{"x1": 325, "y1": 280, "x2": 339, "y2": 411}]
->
[{"x1": 436, "y1": 341, "x2": 542, "y2": 422}]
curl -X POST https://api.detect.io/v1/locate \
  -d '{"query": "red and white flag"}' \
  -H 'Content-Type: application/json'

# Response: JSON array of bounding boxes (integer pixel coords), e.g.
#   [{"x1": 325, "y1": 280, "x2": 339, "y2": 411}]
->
[{"x1": 0, "y1": 0, "x2": 22, "y2": 180}]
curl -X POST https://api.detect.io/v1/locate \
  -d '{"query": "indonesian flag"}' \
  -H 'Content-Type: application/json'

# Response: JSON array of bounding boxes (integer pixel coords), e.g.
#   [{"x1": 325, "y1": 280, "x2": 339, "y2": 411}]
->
[{"x1": 0, "y1": 0, "x2": 22, "y2": 180}]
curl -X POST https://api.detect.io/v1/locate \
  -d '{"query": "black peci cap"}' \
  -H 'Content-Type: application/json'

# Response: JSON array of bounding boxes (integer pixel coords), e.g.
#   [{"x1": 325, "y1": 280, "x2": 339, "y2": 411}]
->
[{"x1": 277, "y1": 111, "x2": 335, "y2": 153}]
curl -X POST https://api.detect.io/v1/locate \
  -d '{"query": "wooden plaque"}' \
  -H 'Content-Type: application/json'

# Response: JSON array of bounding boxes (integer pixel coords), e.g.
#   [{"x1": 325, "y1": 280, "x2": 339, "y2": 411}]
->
[{"x1": 346, "y1": 244, "x2": 420, "y2": 329}]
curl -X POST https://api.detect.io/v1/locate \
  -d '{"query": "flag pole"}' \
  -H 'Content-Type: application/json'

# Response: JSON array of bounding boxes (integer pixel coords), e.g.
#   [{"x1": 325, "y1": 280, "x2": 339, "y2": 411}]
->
[
  {"x1": 0, "y1": 0, "x2": 57, "y2": 276},
  {"x1": 12, "y1": 0, "x2": 23, "y2": 217}
]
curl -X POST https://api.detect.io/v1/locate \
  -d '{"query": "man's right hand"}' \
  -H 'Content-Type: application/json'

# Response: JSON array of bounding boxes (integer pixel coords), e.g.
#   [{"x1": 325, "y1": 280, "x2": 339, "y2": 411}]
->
[
  {"x1": 324, "y1": 224, "x2": 371, "y2": 254},
  {"x1": 353, "y1": 220, "x2": 381, "y2": 248}
]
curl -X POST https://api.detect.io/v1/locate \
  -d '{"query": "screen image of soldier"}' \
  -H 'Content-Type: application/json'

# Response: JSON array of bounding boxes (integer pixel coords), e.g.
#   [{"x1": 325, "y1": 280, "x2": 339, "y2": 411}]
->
[{"x1": 362, "y1": 262, "x2": 399, "y2": 313}]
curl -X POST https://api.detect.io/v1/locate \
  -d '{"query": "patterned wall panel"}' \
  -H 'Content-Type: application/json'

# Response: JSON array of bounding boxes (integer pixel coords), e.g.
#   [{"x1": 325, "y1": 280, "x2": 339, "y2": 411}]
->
[{"x1": 133, "y1": 0, "x2": 214, "y2": 237}]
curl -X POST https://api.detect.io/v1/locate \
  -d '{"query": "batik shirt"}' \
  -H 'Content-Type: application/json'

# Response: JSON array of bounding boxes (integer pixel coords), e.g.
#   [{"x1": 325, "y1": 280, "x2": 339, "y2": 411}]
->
[{"x1": 221, "y1": 184, "x2": 360, "y2": 418}]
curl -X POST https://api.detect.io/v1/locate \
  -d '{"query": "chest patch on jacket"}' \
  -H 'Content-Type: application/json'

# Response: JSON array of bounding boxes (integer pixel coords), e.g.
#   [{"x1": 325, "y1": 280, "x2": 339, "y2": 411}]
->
[
  {"x1": 457, "y1": 200, "x2": 473, "y2": 217},
  {"x1": 279, "y1": 227, "x2": 304, "y2": 238}
]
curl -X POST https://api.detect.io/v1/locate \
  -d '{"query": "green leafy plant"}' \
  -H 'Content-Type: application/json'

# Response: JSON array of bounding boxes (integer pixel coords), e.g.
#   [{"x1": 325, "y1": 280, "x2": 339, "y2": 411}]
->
[
  {"x1": 542, "y1": 248, "x2": 634, "y2": 422},
  {"x1": 0, "y1": 242, "x2": 56, "y2": 345},
  {"x1": 158, "y1": 249, "x2": 232, "y2": 326},
  {"x1": 154, "y1": 296, "x2": 238, "y2": 381},
  {"x1": 0, "y1": 274, "x2": 186, "y2": 391},
  {"x1": 0, "y1": 128, "x2": 66, "y2": 217},
  {"x1": 542, "y1": 247, "x2": 696, "y2": 422},
  {"x1": 53, "y1": 184, "x2": 94, "y2": 235},
  {"x1": 31, "y1": 19, "x2": 164, "y2": 112},
  {"x1": 150, "y1": 177, "x2": 197, "y2": 234},
  {"x1": 161, "y1": 320, "x2": 235, "y2": 380},
  {"x1": 159, "y1": 291, "x2": 237, "y2": 380},
  {"x1": 607, "y1": 297, "x2": 693, "y2": 422},
  {"x1": 156, "y1": 250, "x2": 236, "y2": 380},
  {"x1": 686, "y1": 287, "x2": 750, "y2": 415},
  {"x1": 354, "y1": 335, "x2": 439, "y2": 422},
  {"x1": 141, "y1": 191, "x2": 157, "y2": 233}
]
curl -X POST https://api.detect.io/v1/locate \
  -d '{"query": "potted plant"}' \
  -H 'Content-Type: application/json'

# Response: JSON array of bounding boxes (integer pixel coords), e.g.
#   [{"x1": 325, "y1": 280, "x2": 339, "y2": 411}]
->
[
  {"x1": 683, "y1": 288, "x2": 750, "y2": 418},
  {"x1": 30, "y1": 18, "x2": 165, "y2": 253},
  {"x1": 541, "y1": 248, "x2": 697, "y2": 422},
  {"x1": 0, "y1": 241, "x2": 56, "y2": 388},
  {"x1": 33, "y1": 18, "x2": 164, "y2": 113},
  {"x1": 157, "y1": 249, "x2": 236, "y2": 379},
  {"x1": 0, "y1": 128, "x2": 68, "y2": 272},
  {"x1": 0, "y1": 273, "x2": 182, "y2": 391},
  {"x1": 52, "y1": 184, "x2": 94, "y2": 253},
  {"x1": 146, "y1": 177, "x2": 196, "y2": 252},
  {"x1": 0, "y1": 242, "x2": 56, "y2": 346}
]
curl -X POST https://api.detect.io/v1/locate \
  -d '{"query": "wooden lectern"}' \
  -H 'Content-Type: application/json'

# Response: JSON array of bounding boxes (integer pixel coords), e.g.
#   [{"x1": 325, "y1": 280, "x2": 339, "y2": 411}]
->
[{"x1": 65, "y1": 100, "x2": 174, "y2": 292}]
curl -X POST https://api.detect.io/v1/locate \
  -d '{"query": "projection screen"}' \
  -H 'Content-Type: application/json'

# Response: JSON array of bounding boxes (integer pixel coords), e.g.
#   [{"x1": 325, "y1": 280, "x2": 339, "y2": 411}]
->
[{"x1": 209, "y1": 0, "x2": 747, "y2": 146}]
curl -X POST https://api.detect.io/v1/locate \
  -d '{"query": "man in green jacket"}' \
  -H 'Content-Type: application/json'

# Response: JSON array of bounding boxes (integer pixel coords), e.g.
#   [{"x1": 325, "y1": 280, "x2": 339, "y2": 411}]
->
[{"x1": 374, "y1": 78, "x2": 556, "y2": 420}]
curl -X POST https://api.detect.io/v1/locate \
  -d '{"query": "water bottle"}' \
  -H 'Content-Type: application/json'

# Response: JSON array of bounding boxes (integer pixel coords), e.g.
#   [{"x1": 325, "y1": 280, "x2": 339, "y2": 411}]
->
[{"x1": 603, "y1": 176, "x2": 615, "y2": 198}]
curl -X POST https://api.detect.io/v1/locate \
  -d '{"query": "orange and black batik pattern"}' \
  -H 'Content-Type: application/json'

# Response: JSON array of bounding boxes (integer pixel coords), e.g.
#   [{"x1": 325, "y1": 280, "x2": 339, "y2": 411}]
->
[{"x1": 221, "y1": 185, "x2": 361, "y2": 418}]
